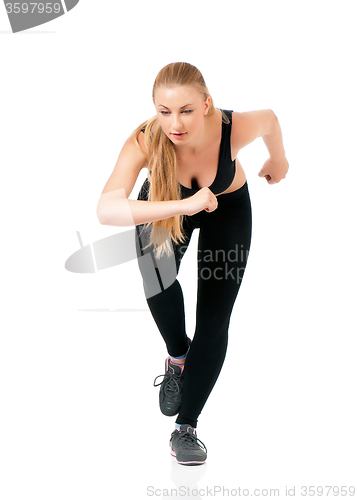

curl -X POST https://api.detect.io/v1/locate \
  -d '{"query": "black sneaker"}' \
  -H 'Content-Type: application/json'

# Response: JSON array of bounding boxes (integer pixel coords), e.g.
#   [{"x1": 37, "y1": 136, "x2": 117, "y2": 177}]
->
[
  {"x1": 170, "y1": 424, "x2": 207, "y2": 466},
  {"x1": 153, "y1": 357, "x2": 184, "y2": 416},
  {"x1": 153, "y1": 339, "x2": 191, "y2": 416}
]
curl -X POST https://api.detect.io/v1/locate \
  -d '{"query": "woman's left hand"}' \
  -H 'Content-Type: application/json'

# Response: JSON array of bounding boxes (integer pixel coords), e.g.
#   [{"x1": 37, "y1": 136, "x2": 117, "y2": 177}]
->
[{"x1": 258, "y1": 156, "x2": 289, "y2": 184}]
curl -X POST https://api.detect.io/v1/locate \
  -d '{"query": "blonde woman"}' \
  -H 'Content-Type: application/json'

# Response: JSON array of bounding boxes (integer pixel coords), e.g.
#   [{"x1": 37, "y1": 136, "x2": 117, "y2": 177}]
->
[{"x1": 97, "y1": 62, "x2": 289, "y2": 465}]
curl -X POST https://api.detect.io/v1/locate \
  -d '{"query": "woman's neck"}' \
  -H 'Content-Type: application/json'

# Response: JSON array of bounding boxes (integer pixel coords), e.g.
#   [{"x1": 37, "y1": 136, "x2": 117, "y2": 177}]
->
[{"x1": 174, "y1": 109, "x2": 220, "y2": 157}]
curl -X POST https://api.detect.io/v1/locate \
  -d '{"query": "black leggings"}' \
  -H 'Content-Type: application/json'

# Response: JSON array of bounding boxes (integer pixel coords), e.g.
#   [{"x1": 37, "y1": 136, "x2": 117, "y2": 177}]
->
[{"x1": 135, "y1": 180, "x2": 252, "y2": 428}]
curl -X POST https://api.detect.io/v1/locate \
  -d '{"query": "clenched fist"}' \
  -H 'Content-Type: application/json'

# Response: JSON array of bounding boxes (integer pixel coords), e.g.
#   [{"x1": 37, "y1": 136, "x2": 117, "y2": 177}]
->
[
  {"x1": 258, "y1": 156, "x2": 289, "y2": 184},
  {"x1": 180, "y1": 187, "x2": 218, "y2": 216}
]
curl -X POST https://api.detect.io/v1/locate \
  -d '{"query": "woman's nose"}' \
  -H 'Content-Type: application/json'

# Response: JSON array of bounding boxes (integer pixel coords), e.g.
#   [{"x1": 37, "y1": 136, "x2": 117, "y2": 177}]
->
[{"x1": 172, "y1": 115, "x2": 183, "y2": 129}]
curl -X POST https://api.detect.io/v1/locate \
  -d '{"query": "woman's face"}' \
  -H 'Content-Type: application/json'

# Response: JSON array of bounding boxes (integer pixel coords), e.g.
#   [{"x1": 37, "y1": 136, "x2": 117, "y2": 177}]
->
[{"x1": 154, "y1": 85, "x2": 210, "y2": 145}]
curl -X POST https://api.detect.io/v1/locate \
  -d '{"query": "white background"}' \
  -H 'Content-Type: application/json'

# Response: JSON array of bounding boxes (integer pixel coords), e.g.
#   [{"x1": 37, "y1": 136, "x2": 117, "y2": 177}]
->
[{"x1": 1, "y1": 1, "x2": 356, "y2": 498}]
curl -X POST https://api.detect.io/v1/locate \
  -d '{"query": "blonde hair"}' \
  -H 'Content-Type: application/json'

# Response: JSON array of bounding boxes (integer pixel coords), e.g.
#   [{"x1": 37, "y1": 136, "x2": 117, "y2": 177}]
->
[{"x1": 131, "y1": 62, "x2": 229, "y2": 259}]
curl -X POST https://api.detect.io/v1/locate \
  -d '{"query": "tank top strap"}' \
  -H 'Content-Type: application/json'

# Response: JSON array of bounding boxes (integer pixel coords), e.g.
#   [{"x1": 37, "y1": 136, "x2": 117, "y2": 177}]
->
[{"x1": 219, "y1": 109, "x2": 234, "y2": 163}]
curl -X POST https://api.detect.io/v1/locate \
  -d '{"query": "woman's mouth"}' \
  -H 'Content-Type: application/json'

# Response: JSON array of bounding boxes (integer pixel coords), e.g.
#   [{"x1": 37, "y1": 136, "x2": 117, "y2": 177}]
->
[{"x1": 171, "y1": 132, "x2": 186, "y2": 139}]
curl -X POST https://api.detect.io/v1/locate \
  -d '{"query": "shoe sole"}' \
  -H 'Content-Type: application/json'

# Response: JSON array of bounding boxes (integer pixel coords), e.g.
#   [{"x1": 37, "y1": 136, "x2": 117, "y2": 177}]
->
[
  {"x1": 170, "y1": 449, "x2": 206, "y2": 466},
  {"x1": 160, "y1": 407, "x2": 180, "y2": 417}
]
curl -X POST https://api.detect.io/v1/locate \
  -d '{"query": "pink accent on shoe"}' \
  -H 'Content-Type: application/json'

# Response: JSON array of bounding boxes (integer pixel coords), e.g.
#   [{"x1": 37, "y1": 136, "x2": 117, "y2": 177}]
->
[
  {"x1": 177, "y1": 459, "x2": 206, "y2": 465},
  {"x1": 165, "y1": 357, "x2": 175, "y2": 375},
  {"x1": 176, "y1": 426, "x2": 196, "y2": 434}
]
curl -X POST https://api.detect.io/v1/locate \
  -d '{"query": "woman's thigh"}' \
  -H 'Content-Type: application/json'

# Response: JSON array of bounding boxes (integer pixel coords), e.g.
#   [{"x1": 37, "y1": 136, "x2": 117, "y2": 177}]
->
[
  {"x1": 195, "y1": 189, "x2": 252, "y2": 326},
  {"x1": 135, "y1": 215, "x2": 199, "y2": 299}
]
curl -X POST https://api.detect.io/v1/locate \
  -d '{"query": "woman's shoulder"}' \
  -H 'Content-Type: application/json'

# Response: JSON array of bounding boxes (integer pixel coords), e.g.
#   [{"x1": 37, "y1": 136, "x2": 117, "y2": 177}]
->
[
  {"x1": 137, "y1": 128, "x2": 148, "y2": 155},
  {"x1": 219, "y1": 108, "x2": 234, "y2": 125},
  {"x1": 230, "y1": 109, "x2": 276, "y2": 151}
]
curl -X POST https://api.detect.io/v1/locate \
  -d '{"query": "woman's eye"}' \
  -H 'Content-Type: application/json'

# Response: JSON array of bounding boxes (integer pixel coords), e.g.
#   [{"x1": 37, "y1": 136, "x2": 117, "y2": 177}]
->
[{"x1": 160, "y1": 110, "x2": 193, "y2": 116}]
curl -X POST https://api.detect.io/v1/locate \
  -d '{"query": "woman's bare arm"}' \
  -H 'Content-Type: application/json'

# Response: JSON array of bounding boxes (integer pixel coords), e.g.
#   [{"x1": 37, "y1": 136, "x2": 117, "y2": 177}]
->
[
  {"x1": 98, "y1": 191, "x2": 183, "y2": 227},
  {"x1": 231, "y1": 109, "x2": 288, "y2": 183},
  {"x1": 96, "y1": 132, "x2": 185, "y2": 226},
  {"x1": 231, "y1": 109, "x2": 283, "y2": 155}
]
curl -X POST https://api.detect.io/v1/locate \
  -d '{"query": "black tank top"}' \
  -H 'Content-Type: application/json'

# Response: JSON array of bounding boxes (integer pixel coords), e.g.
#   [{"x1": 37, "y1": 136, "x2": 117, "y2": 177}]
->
[{"x1": 141, "y1": 108, "x2": 236, "y2": 197}]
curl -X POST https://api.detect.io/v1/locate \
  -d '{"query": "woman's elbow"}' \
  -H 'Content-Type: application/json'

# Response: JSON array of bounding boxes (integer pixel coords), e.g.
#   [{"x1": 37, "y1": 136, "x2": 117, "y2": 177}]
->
[
  {"x1": 97, "y1": 214, "x2": 107, "y2": 225},
  {"x1": 269, "y1": 109, "x2": 279, "y2": 123},
  {"x1": 96, "y1": 201, "x2": 107, "y2": 225},
  {"x1": 96, "y1": 195, "x2": 131, "y2": 227}
]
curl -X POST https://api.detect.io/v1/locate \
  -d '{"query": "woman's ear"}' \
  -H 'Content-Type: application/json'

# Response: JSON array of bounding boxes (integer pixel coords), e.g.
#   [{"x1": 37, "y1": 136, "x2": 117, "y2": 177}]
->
[{"x1": 204, "y1": 97, "x2": 211, "y2": 115}]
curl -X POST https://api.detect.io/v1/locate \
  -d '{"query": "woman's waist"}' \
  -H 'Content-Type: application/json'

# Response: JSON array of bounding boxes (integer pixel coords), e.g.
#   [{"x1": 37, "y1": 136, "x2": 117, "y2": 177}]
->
[{"x1": 137, "y1": 174, "x2": 250, "y2": 203}]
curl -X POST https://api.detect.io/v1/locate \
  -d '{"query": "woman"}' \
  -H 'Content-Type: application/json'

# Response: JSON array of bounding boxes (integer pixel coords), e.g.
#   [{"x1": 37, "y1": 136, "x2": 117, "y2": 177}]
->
[{"x1": 97, "y1": 62, "x2": 289, "y2": 466}]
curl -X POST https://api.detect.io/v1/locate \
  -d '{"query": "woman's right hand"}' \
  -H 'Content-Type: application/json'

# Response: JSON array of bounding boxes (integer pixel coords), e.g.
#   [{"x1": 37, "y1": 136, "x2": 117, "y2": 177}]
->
[{"x1": 180, "y1": 187, "x2": 218, "y2": 216}]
